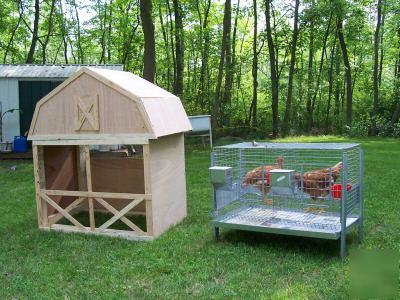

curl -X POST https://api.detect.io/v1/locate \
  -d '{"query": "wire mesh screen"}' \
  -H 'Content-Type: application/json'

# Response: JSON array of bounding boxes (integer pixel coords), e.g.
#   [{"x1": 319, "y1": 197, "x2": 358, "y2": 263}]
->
[{"x1": 211, "y1": 142, "x2": 362, "y2": 234}]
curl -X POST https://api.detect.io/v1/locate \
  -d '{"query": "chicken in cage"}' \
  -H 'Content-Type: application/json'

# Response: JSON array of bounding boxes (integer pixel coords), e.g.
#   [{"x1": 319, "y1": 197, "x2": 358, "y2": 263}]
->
[{"x1": 209, "y1": 142, "x2": 364, "y2": 259}]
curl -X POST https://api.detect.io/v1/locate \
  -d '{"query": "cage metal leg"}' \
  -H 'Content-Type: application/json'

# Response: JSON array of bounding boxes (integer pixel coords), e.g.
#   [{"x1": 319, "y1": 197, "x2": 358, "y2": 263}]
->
[
  {"x1": 358, "y1": 219, "x2": 363, "y2": 244},
  {"x1": 214, "y1": 227, "x2": 220, "y2": 240},
  {"x1": 340, "y1": 232, "x2": 346, "y2": 261}
]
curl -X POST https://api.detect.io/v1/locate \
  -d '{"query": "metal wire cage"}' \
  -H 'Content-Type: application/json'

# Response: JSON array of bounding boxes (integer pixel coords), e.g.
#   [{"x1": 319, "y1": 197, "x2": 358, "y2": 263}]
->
[{"x1": 210, "y1": 142, "x2": 364, "y2": 259}]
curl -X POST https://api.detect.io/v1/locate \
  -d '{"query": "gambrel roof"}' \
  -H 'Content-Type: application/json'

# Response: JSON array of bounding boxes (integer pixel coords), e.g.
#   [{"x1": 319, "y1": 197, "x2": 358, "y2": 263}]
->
[{"x1": 28, "y1": 67, "x2": 192, "y2": 144}]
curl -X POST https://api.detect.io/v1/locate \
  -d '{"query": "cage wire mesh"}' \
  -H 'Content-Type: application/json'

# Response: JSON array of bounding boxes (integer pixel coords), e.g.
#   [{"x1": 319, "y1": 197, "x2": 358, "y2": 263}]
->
[{"x1": 210, "y1": 142, "x2": 363, "y2": 239}]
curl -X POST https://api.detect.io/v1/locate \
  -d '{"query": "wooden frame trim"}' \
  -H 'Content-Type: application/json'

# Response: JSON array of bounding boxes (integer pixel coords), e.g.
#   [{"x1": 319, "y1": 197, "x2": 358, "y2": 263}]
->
[
  {"x1": 29, "y1": 133, "x2": 155, "y2": 141},
  {"x1": 143, "y1": 144, "x2": 153, "y2": 236},
  {"x1": 41, "y1": 189, "x2": 151, "y2": 200},
  {"x1": 97, "y1": 197, "x2": 144, "y2": 231},
  {"x1": 40, "y1": 192, "x2": 87, "y2": 230},
  {"x1": 42, "y1": 224, "x2": 153, "y2": 241},
  {"x1": 32, "y1": 145, "x2": 48, "y2": 227},
  {"x1": 95, "y1": 198, "x2": 145, "y2": 234},
  {"x1": 32, "y1": 141, "x2": 157, "y2": 240},
  {"x1": 83, "y1": 145, "x2": 96, "y2": 231},
  {"x1": 48, "y1": 197, "x2": 86, "y2": 226}
]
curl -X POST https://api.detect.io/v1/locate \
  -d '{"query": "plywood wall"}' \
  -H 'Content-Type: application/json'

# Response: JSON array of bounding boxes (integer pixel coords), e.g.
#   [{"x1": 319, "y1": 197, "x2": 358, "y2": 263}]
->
[
  {"x1": 91, "y1": 157, "x2": 146, "y2": 212},
  {"x1": 31, "y1": 73, "x2": 151, "y2": 136},
  {"x1": 149, "y1": 133, "x2": 187, "y2": 236},
  {"x1": 43, "y1": 145, "x2": 79, "y2": 214}
]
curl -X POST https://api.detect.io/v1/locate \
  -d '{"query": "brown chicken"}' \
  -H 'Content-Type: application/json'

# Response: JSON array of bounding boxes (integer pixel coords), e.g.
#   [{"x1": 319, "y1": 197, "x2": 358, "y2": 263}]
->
[
  {"x1": 295, "y1": 161, "x2": 343, "y2": 200},
  {"x1": 242, "y1": 156, "x2": 284, "y2": 194}
]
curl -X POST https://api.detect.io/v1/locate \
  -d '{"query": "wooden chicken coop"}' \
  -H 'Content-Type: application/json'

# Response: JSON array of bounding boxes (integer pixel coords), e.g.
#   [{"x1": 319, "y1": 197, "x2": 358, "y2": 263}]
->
[{"x1": 28, "y1": 67, "x2": 192, "y2": 240}]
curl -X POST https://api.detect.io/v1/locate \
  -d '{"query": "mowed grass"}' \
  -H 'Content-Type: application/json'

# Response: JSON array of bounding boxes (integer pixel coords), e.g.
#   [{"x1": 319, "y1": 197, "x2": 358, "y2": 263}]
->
[{"x1": 0, "y1": 137, "x2": 399, "y2": 299}]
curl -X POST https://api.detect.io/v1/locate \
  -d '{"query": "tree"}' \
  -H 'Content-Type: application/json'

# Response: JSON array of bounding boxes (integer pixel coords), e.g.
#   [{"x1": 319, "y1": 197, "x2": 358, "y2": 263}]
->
[
  {"x1": 337, "y1": 14, "x2": 352, "y2": 126},
  {"x1": 282, "y1": 0, "x2": 300, "y2": 135},
  {"x1": 140, "y1": 0, "x2": 156, "y2": 82},
  {"x1": 250, "y1": 0, "x2": 259, "y2": 127},
  {"x1": 264, "y1": 0, "x2": 279, "y2": 137},
  {"x1": 371, "y1": 0, "x2": 382, "y2": 135},
  {"x1": 306, "y1": 0, "x2": 315, "y2": 132},
  {"x1": 390, "y1": 27, "x2": 400, "y2": 127},
  {"x1": 26, "y1": 0, "x2": 40, "y2": 63},
  {"x1": 196, "y1": 0, "x2": 212, "y2": 108},
  {"x1": 41, "y1": 0, "x2": 56, "y2": 64},
  {"x1": 211, "y1": 0, "x2": 231, "y2": 129},
  {"x1": 173, "y1": 0, "x2": 184, "y2": 97}
]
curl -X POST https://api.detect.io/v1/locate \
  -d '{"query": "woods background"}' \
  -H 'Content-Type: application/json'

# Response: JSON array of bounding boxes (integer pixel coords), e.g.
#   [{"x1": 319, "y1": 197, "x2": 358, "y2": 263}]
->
[{"x1": 0, "y1": 0, "x2": 399, "y2": 137}]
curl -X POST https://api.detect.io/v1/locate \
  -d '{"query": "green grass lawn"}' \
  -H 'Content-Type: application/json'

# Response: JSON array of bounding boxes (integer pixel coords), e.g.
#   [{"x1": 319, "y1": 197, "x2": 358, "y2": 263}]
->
[{"x1": 0, "y1": 137, "x2": 399, "y2": 299}]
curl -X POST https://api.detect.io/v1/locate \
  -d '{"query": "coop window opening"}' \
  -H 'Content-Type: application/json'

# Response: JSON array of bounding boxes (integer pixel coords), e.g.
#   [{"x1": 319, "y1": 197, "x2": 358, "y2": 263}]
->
[
  {"x1": 36, "y1": 143, "x2": 151, "y2": 238},
  {"x1": 210, "y1": 142, "x2": 364, "y2": 259}
]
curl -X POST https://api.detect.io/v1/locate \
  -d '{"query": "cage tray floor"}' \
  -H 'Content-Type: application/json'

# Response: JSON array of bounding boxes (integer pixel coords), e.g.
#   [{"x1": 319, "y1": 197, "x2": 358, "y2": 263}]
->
[{"x1": 212, "y1": 206, "x2": 359, "y2": 239}]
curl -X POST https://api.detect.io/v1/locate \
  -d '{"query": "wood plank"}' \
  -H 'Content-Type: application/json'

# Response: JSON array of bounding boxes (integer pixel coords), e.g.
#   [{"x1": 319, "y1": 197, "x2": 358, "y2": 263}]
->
[
  {"x1": 42, "y1": 189, "x2": 150, "y2": 200},
  {"x1": 40, "y1": 192, "x2": 87, "y2": 230},
  {"x1": 143, "y1": 144, "x2": 153, "y2": 236},
  {"x1": 32, "y1": 145, "x2": 48, "y2": 227},
  {"x1": 43, "y1": 224, "x2": 153, "y2": 241},
  {"x1": 84, "y1": 145, "x2": 95, "y2": 231},
  {"x1": 48, "y1": 197, "x2": 86, "y2": 225},
  {"x1": 98, "y1": 197, "x2": 144, "y2": 230},
  {"x1": 32, "y1": 137, "x2": 151, "y2": 146},
  {"x1": 76, "y1": 146, "x2": 87, "y2": 191},
  {"x1": 95, "y1": 198, "x2": 144, "y2": 234},
  {"x1": 30, "y1": 133, "x2": 154, "y2": 141}
]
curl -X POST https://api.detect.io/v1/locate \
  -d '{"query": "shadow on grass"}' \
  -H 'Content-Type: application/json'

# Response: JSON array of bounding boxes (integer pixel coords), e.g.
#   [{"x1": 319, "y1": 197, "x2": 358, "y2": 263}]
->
[{"x1": 217, "y1": 228, "x2": 360, "y2": 259}]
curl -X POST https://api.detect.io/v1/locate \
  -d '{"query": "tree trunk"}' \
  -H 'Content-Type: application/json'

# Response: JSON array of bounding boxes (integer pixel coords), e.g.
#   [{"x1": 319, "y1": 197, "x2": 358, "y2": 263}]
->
[
  {"x1": 73, "y1": 0, "x2": 84, "y2": 63},
  {"x1": 166, "y1": 0, "x2": 176, "y2": 89},
  {"x1": 59, "y1": 0, "x2": 69, "y2": 64},
  {"x1": 197, "y1": 0, "x2": 211, "y2": 110},
  {"x1": 306, "y1": 0, "x2": 315, "y2": 132},
  {"x1": 282, "y1": 0, "x2": 300, "y2": 135},
  {"x1": 390, "y1": 28, "x2": 400, "y2": 127},
  {"x1": 173, "y1": 0, "x2": 184, "y2": 97},
  {"x1": 42, "y1": 0, "x2": 57, "y2": 64},
  {"x1": 337, "y1": 16, "x2": 353, "y2": 126},
  {"x1": 371, "y1": 0, "x2": 382, "y2": 135},
  {"x1": 107, "y1": 1, "x2": 113, "y2": 63},
  {"x1": 159, "y1": 0, "x2": 171, "y2": 89},
  {"x1": 250, "y1": 0, "x2": 258, "y2": 127},
  {"x1": 311, "y1": 13, "x2": 332, "y2": 120},
  {"x1": 26, "y1": 0, "x2": 40, "y2": 63},
  {"x1": 197, "y1": 0, "x2": 211, "y2": 109},
  {"x1": 211, "y1": 0, "x2": 231, "y2": 129},
  {"x1": 221, "y1": 0, "x2": 233, "y2": 126},
  {"x1": 325, "y1": 34, "x2": 337, "y2": 133},
  {"x1": 265, "y1": 0, "x2": 279, "y2": 137},
  {"x1": 3, "y1": 0, "x2": 23, "y2": 63},
  {"x1": 378, "y1": 0, "x2": 386, "y2": 87},
  {"x1": 140, "y1": 0, "x2": 156, "y2": 83}
]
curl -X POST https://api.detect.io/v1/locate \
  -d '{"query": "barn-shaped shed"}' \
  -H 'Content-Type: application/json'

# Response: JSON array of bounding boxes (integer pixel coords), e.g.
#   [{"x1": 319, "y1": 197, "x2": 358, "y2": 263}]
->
[{"x1": 28, "y1": 67, "x2": 192, "y2": 240}]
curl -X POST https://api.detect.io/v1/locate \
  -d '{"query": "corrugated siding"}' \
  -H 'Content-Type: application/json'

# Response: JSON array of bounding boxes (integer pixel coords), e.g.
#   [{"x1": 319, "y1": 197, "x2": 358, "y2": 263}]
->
[
  {"x1": 0, "y1": 78, "x2": 20, "y2": 142},
  {"x1": 0, "y1": 64, "x2": 123, "y2": 78}
]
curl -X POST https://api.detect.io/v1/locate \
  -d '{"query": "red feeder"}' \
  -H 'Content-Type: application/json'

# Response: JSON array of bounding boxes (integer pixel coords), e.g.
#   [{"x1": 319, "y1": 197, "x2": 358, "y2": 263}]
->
[{"x1": 331, "y1": 183, "x2": 352, "y2": 199}]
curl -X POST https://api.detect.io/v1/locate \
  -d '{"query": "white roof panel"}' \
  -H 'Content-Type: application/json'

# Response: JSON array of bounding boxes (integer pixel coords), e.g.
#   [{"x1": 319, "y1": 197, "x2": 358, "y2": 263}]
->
[{"x1": 0, "y1": 64, "x2": 123, "y2": 78}]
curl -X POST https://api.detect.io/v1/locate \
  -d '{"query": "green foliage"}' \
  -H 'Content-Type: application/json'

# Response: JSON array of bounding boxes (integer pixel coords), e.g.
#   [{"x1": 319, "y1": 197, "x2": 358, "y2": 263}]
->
[{"x1": 0, "y1": 0, "x2": 399, "y2": 136}]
